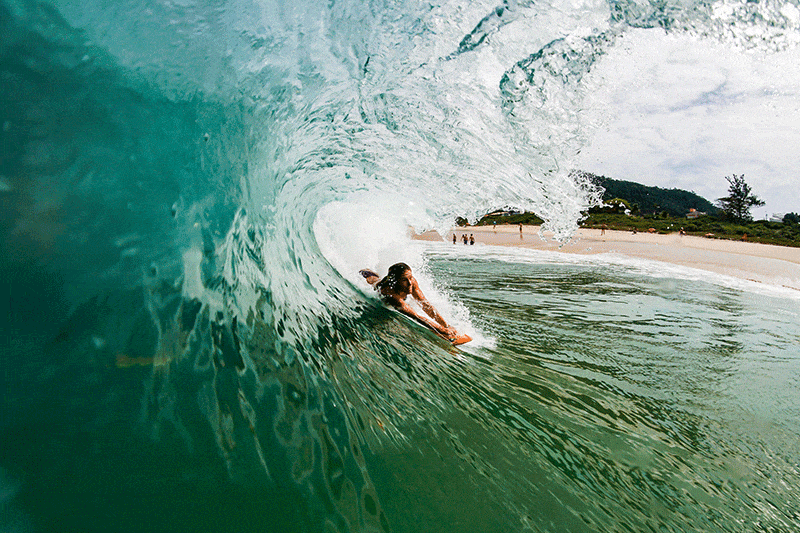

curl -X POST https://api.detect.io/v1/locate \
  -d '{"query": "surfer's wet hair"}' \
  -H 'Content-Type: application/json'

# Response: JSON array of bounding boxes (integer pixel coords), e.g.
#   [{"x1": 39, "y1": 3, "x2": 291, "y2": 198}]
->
[{"x1": 376, "y1": 262, "x2": 411, "y2": 292}]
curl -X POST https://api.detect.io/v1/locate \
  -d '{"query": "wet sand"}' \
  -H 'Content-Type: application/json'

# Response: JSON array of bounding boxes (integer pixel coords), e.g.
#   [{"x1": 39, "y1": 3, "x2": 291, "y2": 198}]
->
[{"x1": 418, "y1": 225, "x2": 800, "y2": 291}]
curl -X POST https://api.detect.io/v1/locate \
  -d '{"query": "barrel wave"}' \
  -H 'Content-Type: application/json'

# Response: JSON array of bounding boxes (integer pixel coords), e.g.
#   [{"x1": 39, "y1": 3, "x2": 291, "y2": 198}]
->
[{"x1": 2, "y1": 0, "x2": 799, "y2": 532}]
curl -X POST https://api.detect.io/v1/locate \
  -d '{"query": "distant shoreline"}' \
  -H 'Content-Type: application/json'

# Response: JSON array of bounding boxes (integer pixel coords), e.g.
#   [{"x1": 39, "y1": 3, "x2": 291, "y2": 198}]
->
[{"x1": 415, "y1": 225, "x2": 800, "y2": 291}]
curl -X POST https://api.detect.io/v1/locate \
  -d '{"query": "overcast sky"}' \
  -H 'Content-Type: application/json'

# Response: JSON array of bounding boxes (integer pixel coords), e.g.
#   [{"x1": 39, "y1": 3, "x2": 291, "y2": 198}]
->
[{"x1": 576, "y1": 29, "x2": 800, "y2": 220}]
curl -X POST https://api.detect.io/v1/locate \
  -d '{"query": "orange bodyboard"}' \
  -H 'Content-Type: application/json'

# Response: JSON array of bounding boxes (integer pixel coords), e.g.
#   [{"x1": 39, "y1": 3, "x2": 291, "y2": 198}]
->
[{"x1": 451, "y1": 333, "x2": 472, "y2": 346}]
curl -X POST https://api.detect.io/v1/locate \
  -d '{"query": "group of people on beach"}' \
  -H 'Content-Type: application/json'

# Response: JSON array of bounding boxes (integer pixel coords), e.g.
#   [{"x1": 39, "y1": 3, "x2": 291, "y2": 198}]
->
[{"x1": 454, "y1": 233, "x2": 474, "y2": 245}]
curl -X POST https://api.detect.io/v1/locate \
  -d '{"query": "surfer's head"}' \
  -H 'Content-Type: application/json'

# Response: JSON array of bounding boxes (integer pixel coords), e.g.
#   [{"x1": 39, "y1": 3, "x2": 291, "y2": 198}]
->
[{"x1": 376, "y1": 262, "x2": 413, "y2": 297}]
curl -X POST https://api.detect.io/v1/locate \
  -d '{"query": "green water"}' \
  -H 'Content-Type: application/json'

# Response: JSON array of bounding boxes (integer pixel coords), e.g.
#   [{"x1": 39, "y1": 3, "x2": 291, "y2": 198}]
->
[{"x1": 370, "y1": 246, "x2": 800, "y2": 533}]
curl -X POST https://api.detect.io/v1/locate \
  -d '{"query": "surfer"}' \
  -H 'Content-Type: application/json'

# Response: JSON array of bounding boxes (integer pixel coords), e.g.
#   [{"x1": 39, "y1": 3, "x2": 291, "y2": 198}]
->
[{"x1": 360, "y1": 263, "x2": 467, "y2": 343}]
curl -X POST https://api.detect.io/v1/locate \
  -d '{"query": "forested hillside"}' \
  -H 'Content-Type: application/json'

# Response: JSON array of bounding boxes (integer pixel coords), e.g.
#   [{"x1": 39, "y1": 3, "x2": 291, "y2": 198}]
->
[{"x1": 586, "y1": 173, "x2": 717, "y2": 216}]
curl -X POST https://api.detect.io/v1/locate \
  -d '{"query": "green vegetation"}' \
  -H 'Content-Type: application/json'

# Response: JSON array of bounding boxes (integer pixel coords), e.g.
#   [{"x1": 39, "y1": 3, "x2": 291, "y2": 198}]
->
[
  {"x1": 715, "y1": 174, "x2": 765, "y2": 222},
  {"x1": 585, "y1": 173, "x2": 717, "y2": 216},
  {"x1": 580, "y1": 173, "x2": 798, "y2": 246},
  {"x1": 472, "y1": 211, "x2": 544, "y2": 227},
  {"x1": 582, "y1": 212, "x2": 800, "y2": 247}
]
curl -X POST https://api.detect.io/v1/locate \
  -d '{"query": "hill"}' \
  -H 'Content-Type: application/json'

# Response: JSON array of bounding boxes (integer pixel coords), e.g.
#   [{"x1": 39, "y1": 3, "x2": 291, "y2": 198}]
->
[
  {"x1": 472, "y1": 173, "x2": 717, "y2": 226},
  {"x1": 585, "y1": 173, "x2": 717, "y2": 216}
]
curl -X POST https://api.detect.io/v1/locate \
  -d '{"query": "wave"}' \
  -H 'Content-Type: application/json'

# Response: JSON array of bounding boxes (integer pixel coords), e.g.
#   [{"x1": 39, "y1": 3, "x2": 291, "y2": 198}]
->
[{"x1": 2, "y1": 0, "x2": 798, "y2": 530}]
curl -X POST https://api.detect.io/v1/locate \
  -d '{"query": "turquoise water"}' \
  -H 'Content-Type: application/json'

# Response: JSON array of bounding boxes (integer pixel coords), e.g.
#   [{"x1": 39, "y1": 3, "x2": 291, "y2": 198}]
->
[
  {"x1": 3, "y1": 0, "x2": 800, "y2": 531},
  {"x1": 358, "y1": 244, "x2": 800, "y2": 532}
]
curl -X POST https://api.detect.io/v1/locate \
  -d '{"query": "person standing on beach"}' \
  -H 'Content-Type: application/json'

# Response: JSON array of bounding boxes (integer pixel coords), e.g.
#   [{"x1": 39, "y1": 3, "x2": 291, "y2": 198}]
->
[
  {"x1": 453, "y1": 233, "x2": 457, "y2": 244},
  {"x1": 519, "y1": 223, "x2": 523, "y2": 239},
  {"x1": 469, "y1": 234, "x2": 474, "y2": 245}
]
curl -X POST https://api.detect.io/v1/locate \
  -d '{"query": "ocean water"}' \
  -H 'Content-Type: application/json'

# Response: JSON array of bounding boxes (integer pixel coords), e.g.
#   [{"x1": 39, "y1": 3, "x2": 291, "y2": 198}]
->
[{"x1": 2, "y1": 0, "x2": 800, "y2": 531}]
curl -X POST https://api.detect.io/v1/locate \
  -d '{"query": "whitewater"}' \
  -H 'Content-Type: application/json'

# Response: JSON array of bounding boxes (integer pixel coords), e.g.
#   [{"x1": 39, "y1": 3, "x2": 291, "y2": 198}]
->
[{"x1": 2, "y1": 0, "x2": 799, "y2": 531}]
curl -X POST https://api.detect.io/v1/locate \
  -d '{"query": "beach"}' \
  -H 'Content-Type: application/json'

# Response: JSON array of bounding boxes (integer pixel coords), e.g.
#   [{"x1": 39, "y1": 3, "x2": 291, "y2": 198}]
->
[{"x1": 418, "y1": 225, "x2": 800, "y2": 291}]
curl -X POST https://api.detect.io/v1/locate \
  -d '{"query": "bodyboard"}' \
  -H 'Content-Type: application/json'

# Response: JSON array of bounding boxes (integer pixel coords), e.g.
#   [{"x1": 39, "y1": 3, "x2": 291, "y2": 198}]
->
[{"x1": 451, "y1": 333, "x2": 472, "y2": 346}]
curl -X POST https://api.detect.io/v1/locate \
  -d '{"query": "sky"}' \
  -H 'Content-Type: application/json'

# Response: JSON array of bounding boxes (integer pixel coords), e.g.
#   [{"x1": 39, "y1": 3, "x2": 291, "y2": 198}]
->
[{"x1": 576, "y1": 29, "x2": 800, "y2": 220}]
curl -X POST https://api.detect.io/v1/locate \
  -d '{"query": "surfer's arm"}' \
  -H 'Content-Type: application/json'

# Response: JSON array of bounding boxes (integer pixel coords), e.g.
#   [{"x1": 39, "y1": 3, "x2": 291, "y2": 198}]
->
[
  {"x1": 392, "y1": 298, "x2": 454, "y2": 339},
  {"x1": 409, "y1": 281, "x2": 456, "y2": 335}
]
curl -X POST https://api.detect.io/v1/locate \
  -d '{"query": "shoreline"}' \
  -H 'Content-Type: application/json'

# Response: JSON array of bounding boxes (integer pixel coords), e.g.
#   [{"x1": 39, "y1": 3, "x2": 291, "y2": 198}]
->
[{"x1": 415, "y1": 225, "x2": 800, "y2": 291}]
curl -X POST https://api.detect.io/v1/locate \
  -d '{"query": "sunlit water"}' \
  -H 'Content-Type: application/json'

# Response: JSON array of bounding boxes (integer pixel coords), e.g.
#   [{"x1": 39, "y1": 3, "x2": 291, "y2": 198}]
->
[{"x1": 3, "y1": 0, "x2": 800, "y2": 531}]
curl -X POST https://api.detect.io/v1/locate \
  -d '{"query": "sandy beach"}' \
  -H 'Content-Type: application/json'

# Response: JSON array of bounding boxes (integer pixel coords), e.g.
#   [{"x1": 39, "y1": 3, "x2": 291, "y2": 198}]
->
[{"x1": 416, "y1": 225, "x2": 800, "y2": 291}]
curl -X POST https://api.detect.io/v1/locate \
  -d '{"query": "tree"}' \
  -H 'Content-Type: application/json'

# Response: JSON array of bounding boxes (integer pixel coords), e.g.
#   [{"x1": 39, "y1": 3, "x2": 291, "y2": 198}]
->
[{"x1": 716, "y1": 174, "x2": 765, "y2": 222}]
